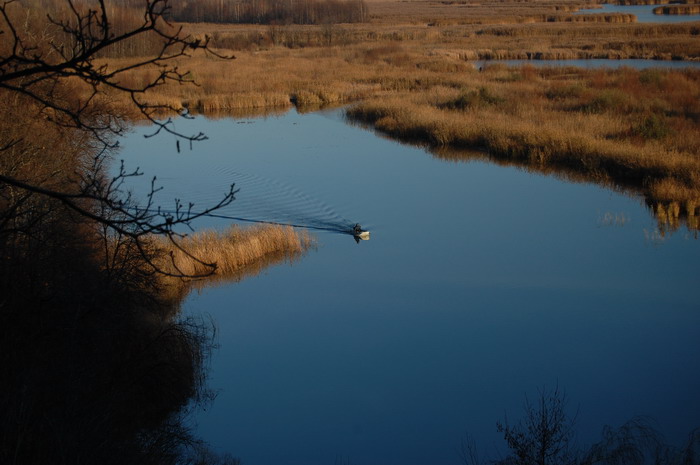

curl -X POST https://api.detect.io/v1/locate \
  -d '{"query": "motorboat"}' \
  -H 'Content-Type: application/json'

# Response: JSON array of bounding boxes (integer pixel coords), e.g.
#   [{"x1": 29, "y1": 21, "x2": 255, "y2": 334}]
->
[{"x1": 352, "y1": 223, "x2": 370, "y2": 241}]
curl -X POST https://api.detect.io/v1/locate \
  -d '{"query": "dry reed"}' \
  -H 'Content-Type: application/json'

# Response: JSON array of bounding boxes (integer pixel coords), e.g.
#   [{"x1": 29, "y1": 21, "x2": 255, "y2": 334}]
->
[
  {"x1": 346, "y1": 65, "x2": 700, "y2": 229},
  {"x1": 654, "y1": 5, "x2": 700, "y2": 14},
  {"x1": 155, "y1": 225, "x2": 314, "y2": 297}
]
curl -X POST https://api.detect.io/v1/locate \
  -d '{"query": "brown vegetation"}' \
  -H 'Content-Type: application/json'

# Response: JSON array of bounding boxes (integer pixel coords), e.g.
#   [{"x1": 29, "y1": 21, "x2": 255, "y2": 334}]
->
[
  {"x1": 365, "y1": 0, "x2": 594, "y2": 24},
  {"x1": 545, "y1": 12, "x2": 637, "y2": 22},
  {"x1": 16, "y1": 0, "x2": 179, "y2": 58},
  {"x1": 612, "y1": 0, "x2": 700, "y2": 4},
  {"x1": 346, "y1": 65, "x2": 700, "y2": 231},
  {"x1": 167, "y1": 0, "x2": 368, "y2": 24},
  {"x1": 156, "y1": 225, "x2": 314, "y2": 298},
  {"x1": 612, "y1": 0, "x2": 669, "y2": 4},
  {"x1": 101, "y1": 18, "x2": 700, "y2": 116},
  {"x1": 654, "y1": 4, "x2": 700, "y2": 13}
]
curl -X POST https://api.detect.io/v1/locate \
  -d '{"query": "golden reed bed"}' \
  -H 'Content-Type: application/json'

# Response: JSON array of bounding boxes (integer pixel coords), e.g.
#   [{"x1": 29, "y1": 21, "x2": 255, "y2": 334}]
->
[{"x1": 155, "y1": 225, "x2": 315, "y2": 298}]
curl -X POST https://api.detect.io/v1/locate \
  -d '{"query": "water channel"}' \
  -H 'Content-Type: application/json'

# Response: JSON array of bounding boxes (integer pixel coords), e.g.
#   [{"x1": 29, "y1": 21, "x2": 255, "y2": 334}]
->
[
  {"x1": 117, "y1": 108, "x2": 700, "y2": 465},
  {"x1": 489, "y1": 58, "x2": 700, "y2": 69},
  {"x1": 576, "y1": 3, "x2": 700, "y2": 23}
]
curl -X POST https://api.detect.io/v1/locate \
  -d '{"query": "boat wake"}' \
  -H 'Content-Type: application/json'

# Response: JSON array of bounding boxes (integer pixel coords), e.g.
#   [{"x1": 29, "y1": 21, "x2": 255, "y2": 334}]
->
[
  {"x1": 214, "y1": 169, "x2": 357, "y2": 234},
  {"x1": 142, "y1": 167, "x2": 364, "y2": 237}
]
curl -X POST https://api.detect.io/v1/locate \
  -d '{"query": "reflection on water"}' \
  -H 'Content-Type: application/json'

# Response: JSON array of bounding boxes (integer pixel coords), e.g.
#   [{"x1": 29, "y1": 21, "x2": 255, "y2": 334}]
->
[
  {"x1": 430, "y1": 146, "x2": 700, "y2": 235},
  {"x1": 116, "y1": 109, "x2": 700, "y2": 465},
  {"x1": 192, "y1": 102, "x2": 343, "y2": 121},
  {"x1": 488, "y1": 58, "x2": 700, "y2": 70},
  {"x1": 576, "y1": 3, "x2": 700, "y2": 22},
  {"x1": 195, "y1": 105, "x2": 291, "y2": 120},
  {"x1": 209, "y1": 169, "x2": 356, "y2": 233}
]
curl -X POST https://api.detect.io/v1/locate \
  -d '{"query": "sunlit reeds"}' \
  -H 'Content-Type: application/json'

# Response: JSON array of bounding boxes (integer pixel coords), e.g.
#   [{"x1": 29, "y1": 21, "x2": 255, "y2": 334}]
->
[
  {"x1": 346, "y1": 65, "x2": 700, "y2": 229},
  {"x1": 96, "y1": 14, "x2": 700, "y2": 122},
  {"x1": 654, "y1": 4, "x2": 700, "y2": 14},
  {"x1": 155, "y1": 225, "x2": 314, "y2": 297}
]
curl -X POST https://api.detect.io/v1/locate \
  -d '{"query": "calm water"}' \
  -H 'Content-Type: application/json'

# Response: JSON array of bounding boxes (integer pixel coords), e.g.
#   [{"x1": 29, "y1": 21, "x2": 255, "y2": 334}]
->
[
  {"x1": 576, "y1": 3, "x2": 700, "y2": 23},
  {"x1": 117, "y1": 109, "x2": 700, "y2": 465},
  {"x1": 489, "y1": 58, "x2": 700, "y2": 69}
]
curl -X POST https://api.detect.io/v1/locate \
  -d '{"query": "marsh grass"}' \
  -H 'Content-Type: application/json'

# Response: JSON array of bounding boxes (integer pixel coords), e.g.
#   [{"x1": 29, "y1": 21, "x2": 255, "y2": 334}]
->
[
  {"x1": 103, "y1": 17, "x2": 700, "y2": 116},
  {"x1": 654, "y1": 4, "x2": 700, "y2": 14},
  {"x1": 346, "y1": 65, "x2": 700, "y2": 230},
  {"x1": 632, "y1": 113, "x2": 672, "y2": 139},
  {"x1": 155, "y1": 225, "x2": 314, "y2": 298},
  {"x1": 442, "y1": 87, "x2": 505, "y2": 110}
]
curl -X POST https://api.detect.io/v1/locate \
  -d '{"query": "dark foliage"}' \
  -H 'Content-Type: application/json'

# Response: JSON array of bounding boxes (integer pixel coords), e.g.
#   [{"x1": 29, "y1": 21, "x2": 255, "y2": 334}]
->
[
  {"x1": 1, "y1": 0, "x2": 237, "y2": 277},
  {"x1": 0, "y1": 0, "x2": 239, "y2": 463},
  {"x1": 460, "y1": 388, "x2": 700, "y2": 465},
  {"x1": 0, "y1": 170, "x2": 216, "y2": 464},
  {"x1": 496, "y1": 386, "x2": 577, "y2": 465}
]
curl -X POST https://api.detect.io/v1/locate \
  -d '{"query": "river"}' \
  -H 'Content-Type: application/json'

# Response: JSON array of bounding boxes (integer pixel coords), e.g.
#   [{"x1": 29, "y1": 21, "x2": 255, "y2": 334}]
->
[
  {"x1": 488, "y1": 58, "x2": 700, "y2": 69},
  {"x1": 117, "y1": 108, "x2": 700, "y2": 465},
  {"x1": 576, "y1": 3, "x2": 700, "y2": 23}
]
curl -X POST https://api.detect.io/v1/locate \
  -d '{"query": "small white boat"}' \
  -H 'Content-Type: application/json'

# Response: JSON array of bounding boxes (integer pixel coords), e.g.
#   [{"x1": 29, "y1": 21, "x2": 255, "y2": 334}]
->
[{"x1": 352, "y1": 224, "x2": 370, "y2": 241}]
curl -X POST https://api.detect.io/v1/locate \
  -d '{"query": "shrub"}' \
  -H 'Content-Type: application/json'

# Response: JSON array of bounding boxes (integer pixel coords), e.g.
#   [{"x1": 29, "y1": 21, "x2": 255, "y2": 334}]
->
[
  {"x1": 444, "y1": 87, "x2": 504, "y2": 110},
  {"x1": 580, "y1": 89, "x2": 630, "y2": 113},
  {"x1": 633, "y1": 114, "x2": 671, "y2": 139},
  {"x1": 546, "y1": 83, "x2": 586, "y2": 101},
  {"x1": 639, "y1": 68, "x2": 665, "y2": 87}
]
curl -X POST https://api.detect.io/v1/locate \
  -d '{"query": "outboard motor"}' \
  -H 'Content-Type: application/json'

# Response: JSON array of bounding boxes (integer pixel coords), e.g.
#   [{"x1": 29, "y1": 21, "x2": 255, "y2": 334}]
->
[{"x1": 351, "y1": 223, "x2": 370, "y2": 242}]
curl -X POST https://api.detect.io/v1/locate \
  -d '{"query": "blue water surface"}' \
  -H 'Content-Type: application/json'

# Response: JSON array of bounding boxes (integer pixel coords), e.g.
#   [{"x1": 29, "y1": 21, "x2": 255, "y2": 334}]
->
[
  {"x1": 117, "y1": 109, "x2": 700, "y2": 465},
  {"x1": 488, "y1": 58, "x2": 700, "y2": 69},
  {"x1": 576, "y1": 3, "x2": 700, "y2": 23}
]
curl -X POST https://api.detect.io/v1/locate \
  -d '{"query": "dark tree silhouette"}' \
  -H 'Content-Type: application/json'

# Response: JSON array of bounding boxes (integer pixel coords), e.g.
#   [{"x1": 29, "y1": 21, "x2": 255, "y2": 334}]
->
[
  {"x1": 496, "y1": 385, "x2": 578, "y2": 465},
  {"x1": 459, "y1": 388, "x2": 699, "y2": 465},
  {"x1": 0, "y1": 3, "x2": 247, "y2": 463},
  {"x1": 0, "y1": 0, "x2": 236, "y2": 276}
]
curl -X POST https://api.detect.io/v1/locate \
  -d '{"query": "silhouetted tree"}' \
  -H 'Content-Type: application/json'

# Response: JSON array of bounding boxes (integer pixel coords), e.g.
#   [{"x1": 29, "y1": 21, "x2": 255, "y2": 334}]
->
[
  {"x1": 459, "y1": 389, "x2": 700, "y2": 465},
  {"x1": 496, "y1": 386, "x2": 578, "y2": 465},
  {"x1": 0, "y1": 0, "x2": 236, "y2": 276},
  {"x1": 0, "y1": 1, "x2": 241, "y2": 463},
  {"x1": 580, "y1": 418, "x2": 700, "y2": 465}
]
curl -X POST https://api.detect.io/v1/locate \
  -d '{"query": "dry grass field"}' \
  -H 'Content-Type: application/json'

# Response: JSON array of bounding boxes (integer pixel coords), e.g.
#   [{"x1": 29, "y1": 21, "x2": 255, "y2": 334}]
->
[
  {"x1": 108, "y1": 21, "x2": 700, "y2": 114},
  {"x1": 654, "y1": 5, "x2": 700, "y2": 14}
]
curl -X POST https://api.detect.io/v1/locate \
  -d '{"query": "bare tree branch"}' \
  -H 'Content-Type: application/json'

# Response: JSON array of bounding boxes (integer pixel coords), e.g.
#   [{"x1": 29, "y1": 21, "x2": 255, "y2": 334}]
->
[
  {"x1": 0, "y1": 0, "x2": 234, "y2": 144},
  {"x1": 1, "y1": 0, "x2": 238, "y2": 277},
  {"x1": 496, "y1": 385, "x2": 578, "y2": 465}
]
